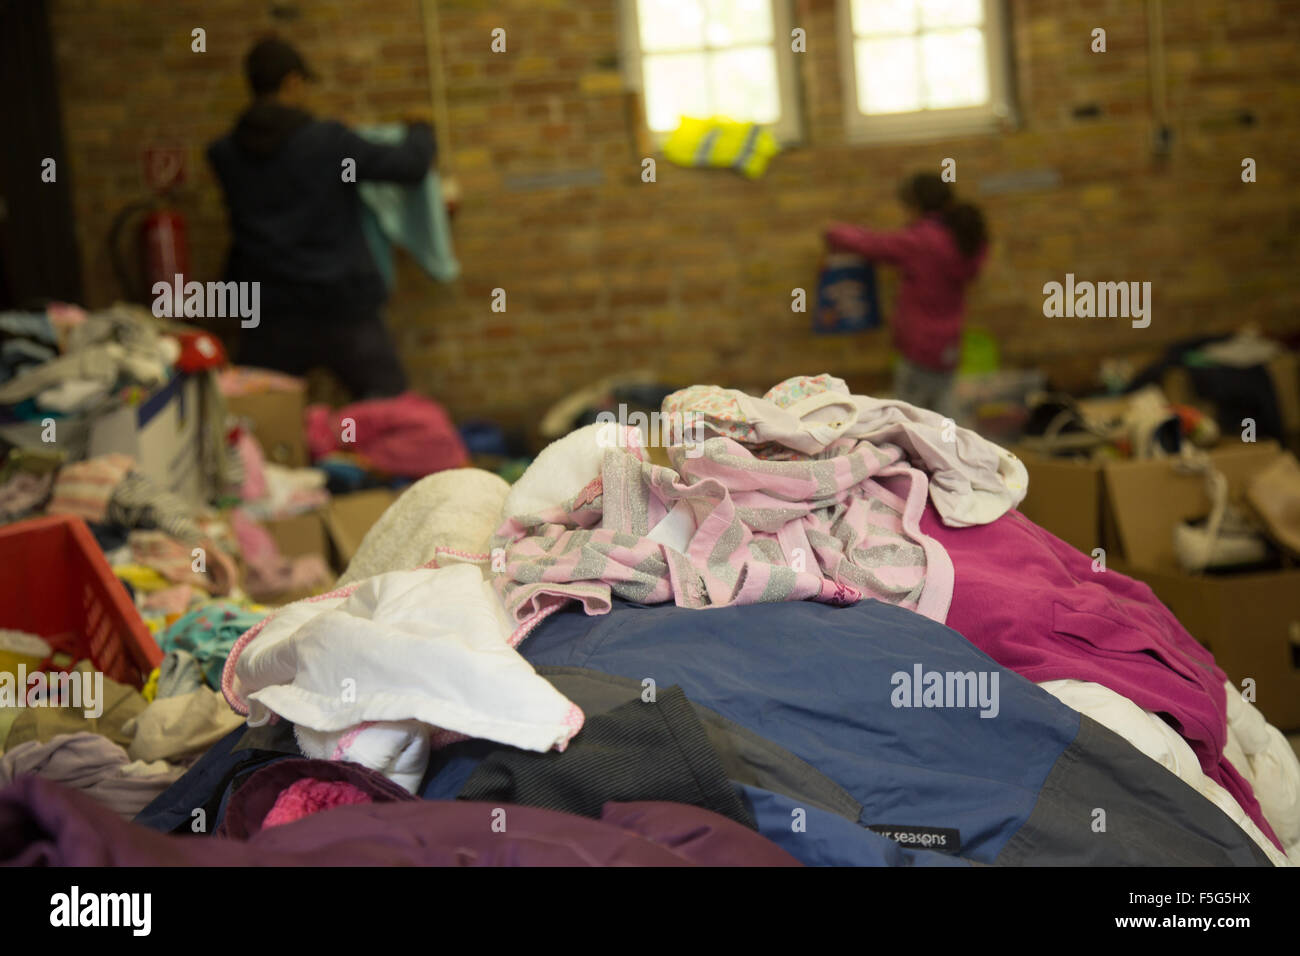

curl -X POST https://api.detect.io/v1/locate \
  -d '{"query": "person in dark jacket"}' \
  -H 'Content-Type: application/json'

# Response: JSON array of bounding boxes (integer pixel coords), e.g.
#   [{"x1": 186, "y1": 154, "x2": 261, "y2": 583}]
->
[{"x1": 207, "y1": 36, "x2": 435, "y2": 399}]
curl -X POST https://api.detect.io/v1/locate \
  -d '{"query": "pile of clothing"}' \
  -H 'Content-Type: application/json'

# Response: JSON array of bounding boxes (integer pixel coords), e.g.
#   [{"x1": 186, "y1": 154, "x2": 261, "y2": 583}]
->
[
  {"x1": 5, "y1": 374, "x2": 1299, "y2": 868},
  {"x1": 5, "y1": 445, "x2": 319, "y2": 629},
  {"x1": 0, "y1": 303, "x2": 401, "y2": 609},
  {"x1": 0, "y1": 304, "x2": 177, "y2": 417},
  {"x1": 0, "y1": 644, "x2": 250, "y2": 818}
]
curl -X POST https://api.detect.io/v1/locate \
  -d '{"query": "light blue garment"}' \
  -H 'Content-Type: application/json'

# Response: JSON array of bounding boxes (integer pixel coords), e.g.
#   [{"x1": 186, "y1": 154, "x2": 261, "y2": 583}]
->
[
  {"x1": 0, "y1": 312, "x2": 58, "y2": 386},
  {"x1": 356, "y1": 124, "x2": 460, "y2": 288},
  {"x1": 158, "y1": 603, "x2": 267, "y2": 690},
  {"x1": 0, "y1": 311, "x2": 58, "y2": 346}
]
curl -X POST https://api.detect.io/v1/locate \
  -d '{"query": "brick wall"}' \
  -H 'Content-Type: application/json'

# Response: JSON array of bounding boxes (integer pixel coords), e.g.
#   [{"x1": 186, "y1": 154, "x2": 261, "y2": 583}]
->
[{"x1": 49, "y1": 0, "x2": 1300, "y2": 430}]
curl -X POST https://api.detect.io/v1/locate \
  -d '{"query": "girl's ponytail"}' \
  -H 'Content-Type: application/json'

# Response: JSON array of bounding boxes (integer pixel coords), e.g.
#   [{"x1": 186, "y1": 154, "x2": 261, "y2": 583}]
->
[
  {"x1": 900, "y1": 171, "x2": 989, "y2": 260},
  {"x1": 941, "y1": 202, "x2": 988, "y2": 259}
]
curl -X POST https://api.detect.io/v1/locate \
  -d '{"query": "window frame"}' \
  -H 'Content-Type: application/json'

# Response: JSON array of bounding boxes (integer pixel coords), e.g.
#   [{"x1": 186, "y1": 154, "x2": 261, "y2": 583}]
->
[
  {"x1": 618, "y1": 0, "x2": 804, "y2": 145},
  {"x1": 837, "y1": 0, "x2": 1016, "y2": 144}
]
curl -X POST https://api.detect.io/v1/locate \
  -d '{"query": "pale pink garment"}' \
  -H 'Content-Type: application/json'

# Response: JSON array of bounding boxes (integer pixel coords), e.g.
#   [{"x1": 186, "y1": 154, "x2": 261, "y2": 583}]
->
[
  {"x1": 491, "y1": 427, "x2": 953, "y2": 631},
  {"x1": 228, "y1": 508, "x2": 331, "y2": 600},
  {"x1": 218, "y1": 366, "x2": 305, "y2": 397},
  {"x1": 46, "y1": 454, "x2": 135, "y2": 524},
  {"x1": 235, "y1": 429, "x2": 268, "y2": 501}
]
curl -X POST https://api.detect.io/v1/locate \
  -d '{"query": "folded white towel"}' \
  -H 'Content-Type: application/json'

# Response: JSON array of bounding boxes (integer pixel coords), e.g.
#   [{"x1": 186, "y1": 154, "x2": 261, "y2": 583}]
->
[{"x1": 503, "y1": 422, "x2": 621, "y2": 519}]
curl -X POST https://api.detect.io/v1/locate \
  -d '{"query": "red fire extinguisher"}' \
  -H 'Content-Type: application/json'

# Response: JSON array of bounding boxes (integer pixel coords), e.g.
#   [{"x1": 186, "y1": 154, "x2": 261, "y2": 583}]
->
[
  {"x1": 140, "y1": 207, "x2": 188, "y2": 291},
  {"x1": 109, "y1": 200, "x2": 190, "y2": 303}
]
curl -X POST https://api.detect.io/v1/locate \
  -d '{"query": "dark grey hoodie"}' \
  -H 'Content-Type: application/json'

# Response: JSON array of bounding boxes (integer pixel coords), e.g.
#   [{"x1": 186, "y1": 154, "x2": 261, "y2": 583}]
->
[{"x1": 207, "y1": 102, "x2": 434, "y2": 317}]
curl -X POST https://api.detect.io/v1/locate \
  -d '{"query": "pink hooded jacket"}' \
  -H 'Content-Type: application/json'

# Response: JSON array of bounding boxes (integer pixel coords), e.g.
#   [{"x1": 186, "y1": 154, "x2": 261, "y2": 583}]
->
[{"x1": 825, "y1": 215, "x2": 986, "y2": 372}]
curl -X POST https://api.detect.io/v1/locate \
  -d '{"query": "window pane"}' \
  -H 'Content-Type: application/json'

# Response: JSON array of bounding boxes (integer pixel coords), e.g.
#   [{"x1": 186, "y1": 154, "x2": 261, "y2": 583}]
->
[
  {"x1": 921, "y1": 28, "x2": 987, "y2": 108},
  {"x1": 709, "y1": 47, "x2": 780, "y2": 122},
  {"x1": 638, "y1": 0, "x2": 706, "y2": 52},
  {"x1": 856, "y1": 37, "x2": 921, "y2": 113},
  {"x1": 705, "y1": 0, "x2": 773, "y2": 47},
  {"x1": 851, "y1": 0, "x2": 917, "y2": 36},
  {"x1": 919, "y1": 0, "x2": 983, "y2": 29},
  {"x1": 643, "y1": 52, "x2": 711, "y2": 130}
]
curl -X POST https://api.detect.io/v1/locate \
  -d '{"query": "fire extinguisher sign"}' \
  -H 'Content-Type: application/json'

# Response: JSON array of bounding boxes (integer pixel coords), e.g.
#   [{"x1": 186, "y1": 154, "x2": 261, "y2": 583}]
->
[{"x1": 141, "y1": 147, "x2": 187, "y2": 193}]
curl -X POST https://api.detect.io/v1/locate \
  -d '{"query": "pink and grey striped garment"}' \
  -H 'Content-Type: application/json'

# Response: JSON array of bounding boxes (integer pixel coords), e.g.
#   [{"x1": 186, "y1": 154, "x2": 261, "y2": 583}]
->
[
  {"x1": 45, "y1": 453, "x2": 135, "y2": 524},
  {"x1": 490, "y1": 427, "x2": 954, "y2": 628}
]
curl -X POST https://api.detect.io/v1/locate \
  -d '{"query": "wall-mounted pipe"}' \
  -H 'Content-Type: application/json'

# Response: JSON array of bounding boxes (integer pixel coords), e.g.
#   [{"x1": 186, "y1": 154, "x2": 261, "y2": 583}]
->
[
  {"x1": 420, "y1": 0, "x2": 452, "y2": 170},
  {"x1": 1147, "y1": 0, "x2": 1171, "y2": 154}
]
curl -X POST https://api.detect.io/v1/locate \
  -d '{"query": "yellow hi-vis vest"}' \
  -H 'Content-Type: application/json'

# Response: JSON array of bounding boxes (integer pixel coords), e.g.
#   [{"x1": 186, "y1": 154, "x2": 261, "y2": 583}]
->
[{"x1": 662, "y1": 117, "x2": 780, "y2": 179}]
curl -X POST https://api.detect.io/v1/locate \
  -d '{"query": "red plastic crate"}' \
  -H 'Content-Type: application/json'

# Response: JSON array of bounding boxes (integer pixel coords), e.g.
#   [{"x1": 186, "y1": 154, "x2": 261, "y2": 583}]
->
[{"x1": 0, "y1": 514, "x2": 161, "y2": 688}]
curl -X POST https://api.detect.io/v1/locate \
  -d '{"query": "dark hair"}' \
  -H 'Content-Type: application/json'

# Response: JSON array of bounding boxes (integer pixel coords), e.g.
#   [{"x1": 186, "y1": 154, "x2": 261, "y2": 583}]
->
[
  {"x1": 245, "y1": 36, "x2": 317, "y2": 96},
  {"x1": 898, "y1": 172, "x2": 989, "y2": 259}
]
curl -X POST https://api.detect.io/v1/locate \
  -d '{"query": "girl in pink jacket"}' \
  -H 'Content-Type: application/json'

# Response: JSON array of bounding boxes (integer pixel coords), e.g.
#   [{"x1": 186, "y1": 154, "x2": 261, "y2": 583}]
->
[{"x1": 825, "y1": 173, "x2": 988, "y2": 419}]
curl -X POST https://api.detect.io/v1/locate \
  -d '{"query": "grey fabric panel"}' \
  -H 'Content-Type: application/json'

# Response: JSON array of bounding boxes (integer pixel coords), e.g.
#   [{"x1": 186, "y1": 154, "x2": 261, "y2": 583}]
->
[
  {"x1": 538, "y1": 665, "x2": 862, "y2": 821},
  {"x1": 997, "y1": 715, "x2": 1272, "y2": 867}
]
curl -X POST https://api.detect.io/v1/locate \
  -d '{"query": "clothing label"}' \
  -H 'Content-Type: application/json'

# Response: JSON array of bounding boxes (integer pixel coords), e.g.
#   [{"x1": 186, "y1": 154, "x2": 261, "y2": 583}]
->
[{"x1": 866, "y1": 824, "x2": 961, "y2": 854}]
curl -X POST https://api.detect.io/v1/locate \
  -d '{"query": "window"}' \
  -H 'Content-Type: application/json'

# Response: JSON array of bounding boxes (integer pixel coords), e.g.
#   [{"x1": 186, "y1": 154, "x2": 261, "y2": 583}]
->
[
  {"x1": 620, "y1": 0, "x2": 801, "y2": 142},
  {"x1": 839, "y1": 0, "x2": 1014, "y2": 142}
]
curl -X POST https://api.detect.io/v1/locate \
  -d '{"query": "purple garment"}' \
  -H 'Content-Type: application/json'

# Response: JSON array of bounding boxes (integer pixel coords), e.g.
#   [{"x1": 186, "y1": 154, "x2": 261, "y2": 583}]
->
[
  {"x1": 0, "y1": 776, "x2": 802, "y2": 867},
  {"x1": 921, "y1": 504, "x2": 1280, "y2": 851}
]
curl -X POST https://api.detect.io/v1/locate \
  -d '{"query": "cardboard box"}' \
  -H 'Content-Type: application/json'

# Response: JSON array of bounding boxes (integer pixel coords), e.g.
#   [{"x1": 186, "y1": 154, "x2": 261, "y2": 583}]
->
[
  {"x1": 88, "y1": 373, "x2": 205, "y2": 503},
  {"x1": 324, "y1": 490, "x2": 398, "y2": 570},
  {"x1": 255, "y1": 508, "x2": 331, "y2": 606},
  {"x1": 1012, "y1": 446, "x2": 1106, "y2": 556},
  {"x1": 262, "y1": 509, "x2": 329, "y2": 560},
  {"x1": 1105, "y1": 442, "x2": 1282, "y2": 569},
  {"x1": 1268, "y1": 352, "x2": 1299, "y2": 442},
  {"x1": 1103, "y1": 441, "x2": 1300, "y2": 730},
  {"x1": 225, "y1": 384, "x2": 307, "y2": 468}
]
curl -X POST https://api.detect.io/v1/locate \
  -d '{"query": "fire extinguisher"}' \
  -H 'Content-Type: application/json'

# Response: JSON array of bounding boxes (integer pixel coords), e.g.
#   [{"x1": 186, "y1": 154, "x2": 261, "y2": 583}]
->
[
  {"x1": 109, "y1": 199, "x2": 190, "y2": 304},
  {"x1": 141, "y1": 207, "x2": 188, "y2": 291}
]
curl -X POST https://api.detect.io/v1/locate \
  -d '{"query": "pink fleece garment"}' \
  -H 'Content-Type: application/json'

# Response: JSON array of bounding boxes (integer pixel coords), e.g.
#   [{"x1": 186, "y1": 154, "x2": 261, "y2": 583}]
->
[
  {"x1": 305, "y1": 391, "x2": 469, "y2": 478},
  {"x1": 825, "y1": 216, "x2": 985, "y2": 372},
  {"x1": 261, "y1": 778, "x2": 374, "y2": 829},
  {"x1": 921, "y1": 504, "x2": 1281, "y2": 852}
]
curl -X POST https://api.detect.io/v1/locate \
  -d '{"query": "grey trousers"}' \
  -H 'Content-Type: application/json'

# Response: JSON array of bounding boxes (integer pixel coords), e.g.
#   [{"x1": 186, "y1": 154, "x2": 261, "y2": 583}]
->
[{"x1": 893, "y1": 358, "x2": 957, "y2": 421}]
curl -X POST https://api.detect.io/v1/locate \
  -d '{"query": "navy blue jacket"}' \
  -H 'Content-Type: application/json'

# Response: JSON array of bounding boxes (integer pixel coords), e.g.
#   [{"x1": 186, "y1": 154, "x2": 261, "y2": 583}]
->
[
  {"x1": 518, "y1": 599, "x2": 1270, "y2": 866},
  {"x1": 207, "y1": 102, "x2": 434, "y2": 317}
]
